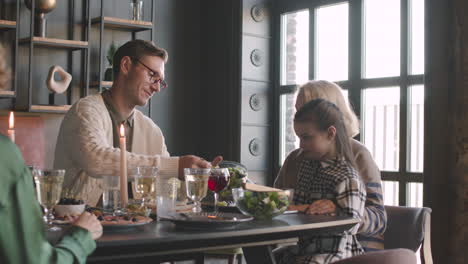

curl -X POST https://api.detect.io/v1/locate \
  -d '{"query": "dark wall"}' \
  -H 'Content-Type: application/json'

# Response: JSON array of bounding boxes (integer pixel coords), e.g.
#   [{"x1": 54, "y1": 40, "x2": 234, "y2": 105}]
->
[
  {"x1": 150, "y1": 0, "x2": 203, "y2": 157},
  {"x1": 425, "y1": 0, "x2": 468, "y2": 263},
  {"x1": 198, "y1": 0, "x2": 243, "y2": 162}
]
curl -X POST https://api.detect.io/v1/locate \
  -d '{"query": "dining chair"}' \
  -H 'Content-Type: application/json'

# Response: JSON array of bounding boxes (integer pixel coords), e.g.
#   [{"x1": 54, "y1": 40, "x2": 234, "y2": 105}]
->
[
  {"x1": 383, "y1": 205, "x2": 433, "y2": 264},
  {"x1": 333, "y1": 248, "x2": 417, "y2": 264}
]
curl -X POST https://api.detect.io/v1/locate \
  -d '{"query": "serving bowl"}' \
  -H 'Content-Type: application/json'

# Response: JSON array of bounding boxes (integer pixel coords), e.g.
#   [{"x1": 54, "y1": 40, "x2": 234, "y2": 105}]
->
[
  {"x1": 54, "y1": 204, "x2": 85, "y2": 217},
  {"x1": 232, "y1": 188, "x2": 290, "y2": 220}
]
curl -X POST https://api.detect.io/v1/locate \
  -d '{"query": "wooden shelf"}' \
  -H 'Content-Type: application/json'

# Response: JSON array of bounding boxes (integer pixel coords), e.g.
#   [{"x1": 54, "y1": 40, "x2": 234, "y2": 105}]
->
[
  {"x1": 90, "y1": 81, "x2": 113, "y2": 88},
  {"x1": 0, "y1": 20, "x2": 16, "y2": 30},
  {"x1": 30, "y1": 104, "x2": 71, "y2": 113},
  {"x1": 19, "y1": 37, "x2": 88, "y2": 50},
  {"x1": 91, "y1": 17, "x2": 153, "y2": 31},
  {"x1": 0, "y1": 90, "x2": 15, "y2": 96}
]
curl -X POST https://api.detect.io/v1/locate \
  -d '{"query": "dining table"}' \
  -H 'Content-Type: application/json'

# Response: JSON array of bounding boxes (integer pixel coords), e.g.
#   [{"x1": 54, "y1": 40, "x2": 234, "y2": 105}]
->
[{"x1": 48, "y1": 213, "x2": 359, "y2": 264}]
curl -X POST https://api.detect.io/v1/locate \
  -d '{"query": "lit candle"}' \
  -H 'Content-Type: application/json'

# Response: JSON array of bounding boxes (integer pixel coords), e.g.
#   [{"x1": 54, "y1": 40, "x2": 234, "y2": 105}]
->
[
  {"x1": 7, "y1": 111, "x2": 15, "y2": 143},
  {"x1": 119, "y1": 124, "x2": 128, "y2": 207}
]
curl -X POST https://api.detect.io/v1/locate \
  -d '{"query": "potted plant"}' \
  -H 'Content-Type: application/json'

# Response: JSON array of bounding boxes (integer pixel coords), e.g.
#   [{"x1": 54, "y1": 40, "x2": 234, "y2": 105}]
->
[{"x1": 104, "y1": 42, "x2": 118, "y2": 81}]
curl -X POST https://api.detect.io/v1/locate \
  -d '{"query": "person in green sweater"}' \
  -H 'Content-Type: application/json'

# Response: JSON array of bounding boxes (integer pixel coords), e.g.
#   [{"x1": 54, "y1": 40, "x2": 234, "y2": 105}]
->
[
  {"x1": 0, "y1": 135, "x2": 103, "y2": 264},
  {"x1": 0, "y1": 44, "x2": 102, "y2": 263}
]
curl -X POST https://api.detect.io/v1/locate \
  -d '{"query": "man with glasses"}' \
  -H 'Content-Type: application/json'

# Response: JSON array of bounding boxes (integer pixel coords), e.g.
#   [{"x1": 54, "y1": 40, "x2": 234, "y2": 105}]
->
[{"x1": 54, "y1": 40, "x2": 217, "y2": 206}]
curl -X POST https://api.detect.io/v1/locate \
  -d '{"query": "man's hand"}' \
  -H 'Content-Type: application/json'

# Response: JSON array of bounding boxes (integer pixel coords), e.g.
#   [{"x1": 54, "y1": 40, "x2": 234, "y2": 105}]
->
[
  {"x1": 72, "y1": 212, "x2": 103, "y2": 240},
  {"x1": 211, "y1": 156, "x2": 223, "y2": 167},
  {"x1": 305, "y1": 199, "x2": 337, "y2": 215},
  {"x1": 178, "y1": 155, "x2": 212, "y2": 179}
]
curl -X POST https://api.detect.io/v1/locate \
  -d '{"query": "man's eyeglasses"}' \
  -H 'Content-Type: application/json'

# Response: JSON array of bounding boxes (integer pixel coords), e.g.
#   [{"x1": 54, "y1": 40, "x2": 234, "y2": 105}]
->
[{"x1": 131, "y1": 57, "x2": 167, "y2": 89}]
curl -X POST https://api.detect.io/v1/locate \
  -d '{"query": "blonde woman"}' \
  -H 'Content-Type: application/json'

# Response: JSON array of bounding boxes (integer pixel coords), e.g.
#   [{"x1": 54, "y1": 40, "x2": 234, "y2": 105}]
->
[{"x1": 275, "y1": 80, "x2": 387, "y2": 252}]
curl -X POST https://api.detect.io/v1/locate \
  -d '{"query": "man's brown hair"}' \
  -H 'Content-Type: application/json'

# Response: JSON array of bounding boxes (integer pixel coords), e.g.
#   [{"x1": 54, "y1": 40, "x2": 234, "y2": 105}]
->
[{"x1": 113, "y1": 39, "x2": 168, "y2": 77}]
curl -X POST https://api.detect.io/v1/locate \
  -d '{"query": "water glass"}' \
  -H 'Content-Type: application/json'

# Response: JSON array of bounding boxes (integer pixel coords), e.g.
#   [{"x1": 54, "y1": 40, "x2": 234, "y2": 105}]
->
[
  {"x1": 184, "y1": 168, "x2": 210, "y2": 213},
  {"x1": 32, "y1": 168, "x2": 65, "y2": 231},
  {"x1": 101, "y1": 175, "x2": 121, "y2": 213},
  {"x1": 155, "y1": 173, "x2": 180, "y2": 219}
]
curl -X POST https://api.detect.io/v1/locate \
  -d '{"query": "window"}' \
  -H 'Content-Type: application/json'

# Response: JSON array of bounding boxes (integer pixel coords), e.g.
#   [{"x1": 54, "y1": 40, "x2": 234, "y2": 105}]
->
[{"x1": 277, "y1": 0, "x2": 425, "y2": 206}]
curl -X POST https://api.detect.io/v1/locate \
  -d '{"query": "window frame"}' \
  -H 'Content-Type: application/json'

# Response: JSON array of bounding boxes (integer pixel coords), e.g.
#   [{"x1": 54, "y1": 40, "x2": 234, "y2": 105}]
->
[{"x1": 273, "y1": 0, "x2": 425, "y2": 206}]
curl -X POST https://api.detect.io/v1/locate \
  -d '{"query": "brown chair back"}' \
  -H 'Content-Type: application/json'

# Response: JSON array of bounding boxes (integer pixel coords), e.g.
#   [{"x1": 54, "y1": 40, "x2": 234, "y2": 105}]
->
[{"x1": 384, "y1": 206, "x2": 432, "y2": 264}]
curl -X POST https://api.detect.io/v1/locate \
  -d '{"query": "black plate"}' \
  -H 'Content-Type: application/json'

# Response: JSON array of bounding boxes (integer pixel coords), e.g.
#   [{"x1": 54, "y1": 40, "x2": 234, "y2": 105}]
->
[
  {"x1": 101, "y1": 217, "x2": 153, "y2": 230},
  {"x1": 163, "y1": 212, "x2": 253, "y2": 229},
  {"x1": 201, "y1": 202, "x2": 241, "y2": 213}
]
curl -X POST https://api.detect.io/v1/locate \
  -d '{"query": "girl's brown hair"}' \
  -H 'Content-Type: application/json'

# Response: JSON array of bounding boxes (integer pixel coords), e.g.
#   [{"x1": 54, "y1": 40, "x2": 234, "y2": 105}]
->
[{"x1": 294, "y1": 98, "x2": 355, "y2": 166}]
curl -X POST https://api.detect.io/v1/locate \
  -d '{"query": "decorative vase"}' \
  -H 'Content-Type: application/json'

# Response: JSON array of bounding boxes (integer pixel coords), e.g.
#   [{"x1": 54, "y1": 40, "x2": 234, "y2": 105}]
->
[
  {"x1": 46, "y1": 65, "x2": 72, "y2": 94},
  {"x1": 24, "y1": 0, "x2": 57, "y2": 37}
]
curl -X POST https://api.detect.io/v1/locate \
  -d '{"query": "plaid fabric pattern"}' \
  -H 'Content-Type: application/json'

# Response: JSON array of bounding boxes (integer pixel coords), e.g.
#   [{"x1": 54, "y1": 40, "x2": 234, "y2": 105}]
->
[{"x1": 280, "y1": 159, "x2": 366, "y2": 264}]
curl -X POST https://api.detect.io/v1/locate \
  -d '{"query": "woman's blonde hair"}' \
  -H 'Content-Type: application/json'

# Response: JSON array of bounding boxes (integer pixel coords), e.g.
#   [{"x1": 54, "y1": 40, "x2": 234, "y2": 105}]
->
[
  {"x1": 0, "y1": 44, "x2": 11, "y2": 90},
  {"x1": 297, "y1": 80, "x2": 360, "y2": 137}
]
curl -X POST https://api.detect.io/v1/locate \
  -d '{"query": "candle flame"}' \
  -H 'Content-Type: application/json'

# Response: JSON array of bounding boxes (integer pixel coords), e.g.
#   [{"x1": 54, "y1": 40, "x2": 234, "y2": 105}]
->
[
  {"x1": 119, "y1": 124, "x2": 125, "y2": 137},
  {"x1": 8, "y1": 111, "x2": 14, "y2": 129}
]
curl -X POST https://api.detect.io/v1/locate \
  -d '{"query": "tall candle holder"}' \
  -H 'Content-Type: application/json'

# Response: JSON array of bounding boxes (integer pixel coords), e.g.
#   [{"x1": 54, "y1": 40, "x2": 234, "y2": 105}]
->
[{"x1": 24, "y1": 0, "x2": 57, "y2": 37}]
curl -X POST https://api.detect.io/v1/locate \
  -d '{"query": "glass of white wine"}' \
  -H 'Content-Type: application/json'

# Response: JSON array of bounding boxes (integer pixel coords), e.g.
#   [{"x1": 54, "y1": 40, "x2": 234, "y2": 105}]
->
[
  {"x1": 184, "y1": 168, "x2": 210, "y2": 213},
  {"x1": 133, "y1": 166, "x2": 158, "y2": 207},
  {"x1": 32, "y1": 168, "x2": 65, "y2": 231}
]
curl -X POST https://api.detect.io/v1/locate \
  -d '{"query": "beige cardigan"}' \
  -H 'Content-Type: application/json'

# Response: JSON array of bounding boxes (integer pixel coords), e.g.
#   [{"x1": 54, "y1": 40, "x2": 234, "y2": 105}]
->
[
  {"x1": 274, "y1": 139, "x2": 387, "y2": 250},
  {"x1": 54, "y1": 94, "x2": 179, "y2": 206}
]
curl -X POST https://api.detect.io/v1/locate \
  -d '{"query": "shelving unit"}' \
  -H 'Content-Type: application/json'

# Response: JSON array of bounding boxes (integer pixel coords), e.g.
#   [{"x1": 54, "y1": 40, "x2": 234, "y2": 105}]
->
[
  {"x1": 30, "y1": 104, "x2": 72, "y2": 113},
  {"x1": 91, "y1": 16, "x2": 152, "y2": 31},
  {"x1": 18, "y1": 37, "x2": 88, "y2": 49},
  {"x1": 90, "y1": 81, "x2": 112, "y2": 89},
  {"x1": 0, "y1": 19, "x2": 16, "y2": 30},
  {"x1": 1, "y1": 0, "x2": 156, "y2": 115},
  {"x1": 91, "y1": 0, "x2": 155, "y2": 117},
  {"x1": 0, "y1": 90, "x2": 14, "y2": 96},
  {"x1": 0, "y1": 0, "x2": 19, "y2": 99},
  {"x1": 15, "y1": 0, "x2": 91, "y2": 113}
]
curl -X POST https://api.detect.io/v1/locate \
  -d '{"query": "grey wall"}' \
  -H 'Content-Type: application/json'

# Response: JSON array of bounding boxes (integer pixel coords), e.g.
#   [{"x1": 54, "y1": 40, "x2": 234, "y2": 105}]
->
[{"x1": 151, "y1": 0, "x2": 203, "y2": 157}]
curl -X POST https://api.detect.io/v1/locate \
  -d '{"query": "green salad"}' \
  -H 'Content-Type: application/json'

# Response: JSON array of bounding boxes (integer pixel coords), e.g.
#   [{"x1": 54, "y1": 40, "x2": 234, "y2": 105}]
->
[
  {"x1": 218, "y1": 167, "x2": 247, "y2": 202},
  {"x1": 236, "y1": 191, "x2": 289, "y2": 220}
]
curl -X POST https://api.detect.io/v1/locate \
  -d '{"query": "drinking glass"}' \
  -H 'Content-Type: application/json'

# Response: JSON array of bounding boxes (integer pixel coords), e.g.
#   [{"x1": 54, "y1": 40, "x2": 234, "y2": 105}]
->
[
  {"x1": 101, "y1": 175, "x2": 121, "y2": 214},
  {"x1": 208, "y1": 168, "x2": 230, "y2": 213},
  {"x1": 133, "y1": 166, "x2": 158, "y2": 207},
  {"x1": 184, "y1": 168, "x2": 210, "y2": 213},
  {"x1": 130, "y1": 0, "x2": 143, "y2": 21},
  {"x1": 155, "y1": 173, "x2": 180, "y2": 219},
  {"x1": 32, "y1": 168, "x2": 65, "y2": 231}
]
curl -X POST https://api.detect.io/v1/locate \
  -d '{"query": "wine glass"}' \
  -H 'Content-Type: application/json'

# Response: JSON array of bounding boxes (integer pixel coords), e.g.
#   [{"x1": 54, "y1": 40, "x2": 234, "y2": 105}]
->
[
  {"x1": 208, "y1": 168, "x2": 230, "y2": 213},
  {"x1": 32, "y1": 168, "x2": 65, "y2": 231},
  {"x1": 184, "y1": 168, "x2": 210, "y2": 213},
  {"x1": 133, "y1": 166, "x2": 158, "y2": 207}
]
